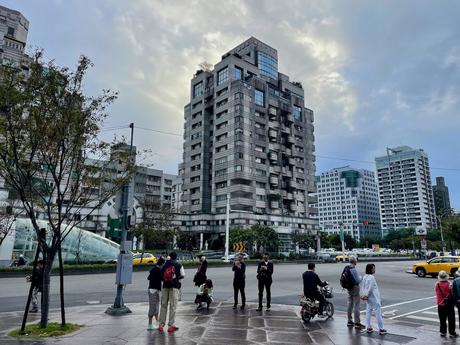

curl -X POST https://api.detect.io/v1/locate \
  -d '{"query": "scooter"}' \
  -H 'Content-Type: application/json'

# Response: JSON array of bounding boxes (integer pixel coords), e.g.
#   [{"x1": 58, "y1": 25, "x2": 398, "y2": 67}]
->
[{"x1": 299, "y1": 285, "x2": 334, "y2": 323}]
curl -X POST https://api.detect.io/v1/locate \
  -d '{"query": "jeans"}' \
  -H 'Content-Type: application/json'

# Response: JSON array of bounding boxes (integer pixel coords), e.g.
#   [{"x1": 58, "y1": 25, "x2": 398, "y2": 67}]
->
[
  {"x1": 347, "y1": 285, "x2": 361, "y2": 324},
  {"x1": 366, "y1": 303, "x2": 384, "y2": 330},
  {"x1": 233, "y1": 281, "x2": 246, "y2": 306},
  {"x1": 258, "y1": 279, "x2": 271, "y2": 308},
  {"x1": 438, "y1": 304, "x2": 456, "y2": 335},
  {"x1": 159, "y1": 288, "x2": 179, "y2": 327}
]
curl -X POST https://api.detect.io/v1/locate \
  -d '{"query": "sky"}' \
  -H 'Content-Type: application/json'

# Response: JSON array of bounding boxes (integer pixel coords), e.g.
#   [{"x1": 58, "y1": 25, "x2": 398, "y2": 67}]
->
[{"x1": 3, "y1": 0, "x2": 460, "y2": 210}]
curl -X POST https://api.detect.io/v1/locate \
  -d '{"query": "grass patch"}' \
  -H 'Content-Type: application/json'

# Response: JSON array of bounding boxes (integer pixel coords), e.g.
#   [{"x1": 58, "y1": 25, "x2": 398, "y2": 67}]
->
[{"x1": 9, "y1": 322, "x2": 81, "y2": 339}]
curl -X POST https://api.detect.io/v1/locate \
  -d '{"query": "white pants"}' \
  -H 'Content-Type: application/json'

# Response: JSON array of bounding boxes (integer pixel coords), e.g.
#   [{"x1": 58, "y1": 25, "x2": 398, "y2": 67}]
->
[
  {"x1": 31, "y1": 287, "x2": 40, "y2": 311},
  {"x1": 366, "y1": 303, "x2": 384, "y2": 330}
]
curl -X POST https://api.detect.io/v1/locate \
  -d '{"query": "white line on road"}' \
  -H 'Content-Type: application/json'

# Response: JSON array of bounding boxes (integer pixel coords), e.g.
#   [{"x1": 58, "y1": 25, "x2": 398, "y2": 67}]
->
[
  {"x1": 360, "y1": 296, "x2": 435, "y2": 314},
  {"x1": 406, "y1": 315, "x2": 438, "y2": 322},
  {"x1": 389, "y1": 305, "x2": 437, "y2": 320},
  {"x1": 422, "y1": 311, "x2": 438, "y2": 316}
]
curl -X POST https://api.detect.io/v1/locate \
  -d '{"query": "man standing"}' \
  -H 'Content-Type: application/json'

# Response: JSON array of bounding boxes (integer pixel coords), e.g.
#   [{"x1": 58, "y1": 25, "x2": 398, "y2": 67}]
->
[
  {"x1": 159, "y1": 252, "x2": 185, "y2": 333},
  {"x1": 28, "y1": 260, "x2": 44, "y2": 313},
  {"x1": 342, "y1": 256, "x2": 365, "y2": 329},
  {"x1": 256, "y1": 253, "x2": 273, "y2": 311},
  {"x1": 193, "y1": 255, "x2": 208, "y2": 287},
  {"x1": 232, "y1": 254, "x2": 246, "y2": 310},
  {"x1": 452, "y1": 270, "x2": 460, "y2": 328},
  {"x1": 147, "y1": 256, "x2": 165, "y2": 330},
  {"x1": 302, "y1": 263, "x2": 328, "y2": 316}
]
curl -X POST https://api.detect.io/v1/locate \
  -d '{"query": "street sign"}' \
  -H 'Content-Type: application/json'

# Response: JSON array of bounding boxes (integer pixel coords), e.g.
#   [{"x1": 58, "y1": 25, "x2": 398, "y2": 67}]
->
[
  {"x1": 232, "y1": 242, "x2": 245, "y2": 252},
  {"x1": 115, "y1": 253, "x2": 133, "y2": 285},
  {"x1": 415, "y1": 227, "x2": 427, "y2": 236}
]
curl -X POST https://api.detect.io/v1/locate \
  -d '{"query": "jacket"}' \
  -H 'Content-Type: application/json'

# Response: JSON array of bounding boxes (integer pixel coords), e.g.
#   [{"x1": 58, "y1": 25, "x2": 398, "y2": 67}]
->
[
  {"x1": 360, "y1": 274, "x2": 381, "y2": 307},
  {"x1": 349, "y1": 265, "x2": 361, "y2": 286},
  {"x1": 452, "y1": 277, "x2": 460, "y2": 305},
  {"x1": 193, "y1": 260, "x2": 208, "y2": 286},
  {"x1": 302, "y1": 270, "x2": 327, "y2": 295},
  {"x1": 435, "y1": 280, "x2": 452, "y2": 306},
  {"x1": 147, "y1": 265, "x2": 162, "y2": 290},
  {"x1": 161, "y1": 260, "x2": 185, "y2": 289},
  {"x1": 232, "y1": 262, "x2": 246, "y2": 283},
  {"x1": 31, "y1": 266, "x2": 44, "y2": 292},
  {"x1": 257, "y1": 261, "x2": 274, "y2": 282}
]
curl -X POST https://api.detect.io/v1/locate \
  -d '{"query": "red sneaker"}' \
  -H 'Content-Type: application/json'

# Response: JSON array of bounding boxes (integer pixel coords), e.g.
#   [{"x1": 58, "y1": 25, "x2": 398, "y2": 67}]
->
[
  {"x1": 158, "y1": 327, "x2": 164, "y2": 332},
  {"x1": 167, "y1": 326, "x2": 179, "y2": 332}
]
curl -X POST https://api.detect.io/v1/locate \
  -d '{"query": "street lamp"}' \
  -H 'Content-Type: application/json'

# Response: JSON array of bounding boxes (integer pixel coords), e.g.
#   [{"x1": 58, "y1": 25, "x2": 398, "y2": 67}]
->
[{"x1": 436, "y1": 210, "x2": 452, "y2": 255}]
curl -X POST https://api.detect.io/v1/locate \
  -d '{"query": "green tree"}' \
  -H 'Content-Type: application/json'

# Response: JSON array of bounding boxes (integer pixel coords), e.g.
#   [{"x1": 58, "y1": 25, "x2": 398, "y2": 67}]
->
[
  {"x1": 0, "y1": 51, "x2": 129, "y2": 328},
  {"x1": 292, "y1": 232, "x2": 314, "y2": 250},
  {"x1": 444, "y1": 216, "x2": 460, "y2": 246}
]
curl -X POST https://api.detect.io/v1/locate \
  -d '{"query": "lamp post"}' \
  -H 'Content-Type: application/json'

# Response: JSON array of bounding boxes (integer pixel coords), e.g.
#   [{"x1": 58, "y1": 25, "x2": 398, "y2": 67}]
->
[
  {"x1": 436, "y1": 210, "x2": 452, "y2": 255},
  {"x1": 224, "y1": 194, "x2": 230, "y2": 262}
]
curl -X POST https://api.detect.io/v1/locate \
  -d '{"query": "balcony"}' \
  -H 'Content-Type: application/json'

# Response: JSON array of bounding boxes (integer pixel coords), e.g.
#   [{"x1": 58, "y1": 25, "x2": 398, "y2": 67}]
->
[
  {"x1": 268, "y1": 152, "x2": 278, "y2": 161},
  {"x1": 270, "y1": 201, "x2": 280, "y2": 209},
  {"x1": 268, "y1": 129, "x2": 278, "y2": 138},
  {"x1": 288, "y1": 157, "x2": 296, "y2": 165},
  {"x1": 269, "y1": 176, "x2": 279, "y2": 185}
]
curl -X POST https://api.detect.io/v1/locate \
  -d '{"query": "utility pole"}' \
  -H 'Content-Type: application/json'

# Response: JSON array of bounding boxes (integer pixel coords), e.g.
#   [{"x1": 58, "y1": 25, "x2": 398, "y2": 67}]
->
[
  {"x1": 106, "y1": 123, "x2": 134, "y2": 315},
  {"x1": 224, "y1": 194, "x2": 230, "y2": 262}
]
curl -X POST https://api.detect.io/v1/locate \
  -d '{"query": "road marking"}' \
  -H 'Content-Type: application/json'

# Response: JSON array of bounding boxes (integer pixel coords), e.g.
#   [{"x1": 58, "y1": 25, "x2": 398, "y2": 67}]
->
[
  {"x1": 422, "y1": 311, "x2": 438, "y2": 316},
  {"x1": 389, "y1": 305, "x2": 436, "y2": 320},
  {"x1": 86, "y1": 300, "x2": 101, "y2": 304},
  {"x1": 360, "y1": 296, "x2": 435, "y2": 314},
  {"x1": 406, "y1": 315, "x2": 439, "y2": 322},
  {"x1": 382, "y1": 309, "x2": 398, "y2": 316}
]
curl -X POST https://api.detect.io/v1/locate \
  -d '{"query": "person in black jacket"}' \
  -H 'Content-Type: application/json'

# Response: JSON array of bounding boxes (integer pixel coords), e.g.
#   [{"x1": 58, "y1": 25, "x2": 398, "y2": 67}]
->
[
  {"x1": 147, "y1": 256, "x2": 165, "y2": 330},
  {"x1": 257, "y1": 253, "x2": 274, "y2": 311},
  {"x1": 193, "y1": 255, "x2": 208, "y2": 287},
  {"x1": 232, "y1": 254, "x2": 246, "y2": 310},
  {"x1": 28, "y1": 260, "x2": 44, "y2": 313},
  {"x1": 303, "y1": 263, "x2": 328, "y2": 316}
]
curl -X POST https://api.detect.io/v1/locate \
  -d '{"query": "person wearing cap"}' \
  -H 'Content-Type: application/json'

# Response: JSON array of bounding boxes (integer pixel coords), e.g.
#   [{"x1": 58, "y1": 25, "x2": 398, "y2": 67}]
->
[{"x1": 436, "y1": 270, "x2": 457, "y2": 338}]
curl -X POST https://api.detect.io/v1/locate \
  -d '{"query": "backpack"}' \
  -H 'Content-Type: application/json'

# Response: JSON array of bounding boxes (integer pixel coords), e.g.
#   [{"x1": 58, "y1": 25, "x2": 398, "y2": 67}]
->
[
  {"x1": 340, "y1": 265, "x2": 354, "y2": 290},
  {"x1": 163, "y1": 265, "x2": 176, "y2": 288}
]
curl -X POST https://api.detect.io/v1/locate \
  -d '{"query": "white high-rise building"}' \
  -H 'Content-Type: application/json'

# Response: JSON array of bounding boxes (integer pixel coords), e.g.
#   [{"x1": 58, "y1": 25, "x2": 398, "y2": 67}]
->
[
  {"x1": 317, "y1": 166, "x2": 381, "y2": 240},
  {"x1": 375, "y1": 146, "x2": 436, "y2": 233},
  {"x1": 0, "y1": 5, "x2": 29, "y2": 64}
]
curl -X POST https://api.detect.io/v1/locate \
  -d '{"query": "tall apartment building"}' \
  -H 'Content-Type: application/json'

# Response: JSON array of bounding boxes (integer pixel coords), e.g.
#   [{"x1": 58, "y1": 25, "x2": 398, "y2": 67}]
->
[
  {"x1": 317, "y1": 166, "x2": 381, "y2": 240},
  {"x1": 375, "y1": 146, "x2": 436, "y2": 233},
  {"x1": 0, "y1": 5, "x2": 29, "y2": 64},
  {"x1": 432, "y1": 176, "x2": 451, "y2": 216},
  {"x1": 179, "y1": 37, "x2": 318, "y2": 242},
  {"x1": 134, "y1": 167, "x2": 175, "y2": 209}
]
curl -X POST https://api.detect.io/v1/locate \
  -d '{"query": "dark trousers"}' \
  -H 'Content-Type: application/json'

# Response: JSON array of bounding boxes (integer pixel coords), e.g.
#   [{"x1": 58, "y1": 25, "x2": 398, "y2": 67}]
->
[
  {"x1": 306, "y1": 291, "x2": 326, "y2": 314},
  {"x1": 233, "y1": 281, "x2": 246, "y2": 306},
  {"x1": 258, "y1": 279, "x2": 272, "y2": 308},
  {"x1": 438, "y1": 304, "x2": 456, "y2": 335}
]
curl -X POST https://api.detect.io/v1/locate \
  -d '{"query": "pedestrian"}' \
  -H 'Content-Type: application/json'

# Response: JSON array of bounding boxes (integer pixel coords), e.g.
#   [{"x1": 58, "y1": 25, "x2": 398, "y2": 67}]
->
[
  {"x1": 452, "y1": 271, "x2": 460, "y2": 328},
  {"x1": 360, "y1": 263, "x2": 387, "y2": 335},
  {"x1": 158, "y1": 252, "x2": 185, "y2": 333},
  {"x1": 147, "y1": 256, "x2": 165, "y2": 330},
  {"x1": 193, "y1": 255, "x2": 208, "y2": 287},
  {"x1": 256, "y1": 253, "x2": 273, "y2": 311},
  {"x1": 232, "y1": 253, "x2": 246, "y2": 310},
  {"x1": 27, "y1": 260, "x2": 44, "y2": 313},
  {"x1": 195, "y1": 279, "x2": 214, "y2": 310},
  {"x1": 341, "y1": 256, "x2": 365, "y2": 329},
  {"x1": 435, "y1": 270, "x2": 457, "y2": 338},
  {"x1": 18, "y1": 254, "x2": 26, "y2": 266}
]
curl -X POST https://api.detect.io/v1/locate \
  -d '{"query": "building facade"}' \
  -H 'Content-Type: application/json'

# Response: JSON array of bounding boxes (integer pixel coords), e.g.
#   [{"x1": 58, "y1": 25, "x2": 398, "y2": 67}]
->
[
  {"x1": 432, "y1": 176, "x2": 451, "y2": 216},
  {"x1": 178, "y1": 37, "x2": 319, "y2": 244},
  {"x1": 375, "y1": 146, "x2": 436, "y2": 233},
  {"x1": 0, "y1": 5, "x2": 29, "y2": 64},
  {"x1": 317, "y1": 166, "x2": 381, "y2": 240}
]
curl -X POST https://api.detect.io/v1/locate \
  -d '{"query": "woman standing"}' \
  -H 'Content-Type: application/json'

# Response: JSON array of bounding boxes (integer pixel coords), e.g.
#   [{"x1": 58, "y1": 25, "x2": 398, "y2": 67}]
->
[
  {"x1": 435, "y1": 270, "x2": 457, "y2": 338},
  {"x1": 193, "y1": 255, "x2": 208, "y2": 287},
  {"x1": 360, "y1": 263, "x2": 387, "y2": 335}
]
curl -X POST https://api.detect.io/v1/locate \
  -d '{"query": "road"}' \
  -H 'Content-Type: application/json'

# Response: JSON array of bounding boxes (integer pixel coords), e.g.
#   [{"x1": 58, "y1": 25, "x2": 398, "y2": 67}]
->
[{"x1": 0, "y1": 260, "x2": 440, "y2": 326}]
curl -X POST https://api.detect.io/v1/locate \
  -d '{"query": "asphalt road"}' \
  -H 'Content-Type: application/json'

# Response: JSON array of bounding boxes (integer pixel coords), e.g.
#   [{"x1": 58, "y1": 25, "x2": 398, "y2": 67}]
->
[{"x1": 0, "y1": 260, "x2": 440, "y2": 326}]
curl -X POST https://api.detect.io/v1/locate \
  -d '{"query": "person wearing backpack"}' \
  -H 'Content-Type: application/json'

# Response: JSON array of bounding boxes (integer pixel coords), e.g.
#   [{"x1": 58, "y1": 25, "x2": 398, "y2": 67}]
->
[
  {"x1": 435, "y1": 270, "x2": 457, "y2": 338},
  {"x1": 340, "y1": 256, "x2": 365, "y2": 329},
  {"x1": 452, "y1": 271, "x2": 460, "y2": 328},
  {"x1": 158, "y1": 252, "x2": 185, "y2": 333}
]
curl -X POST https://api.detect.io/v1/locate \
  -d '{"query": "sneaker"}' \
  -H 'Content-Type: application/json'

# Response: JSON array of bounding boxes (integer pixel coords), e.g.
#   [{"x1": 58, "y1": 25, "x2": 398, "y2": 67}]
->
[
  {"x1": 379, "y1": 329, "x2": 387, "y2": 335},
  {"x1": 440, "y1": 333, "x2": 447, "y2": 337},
  {"x1": 367, "y1": 327, "x2": 373, "y2": 333},
  {"x1": 147, "y1": 324, "x2": 154, "y2": 331},
  {"x1": 240, "y1": 305, "x2": 245, "y2": 310},
  {"x1": 266, "y1": 306, "x2": 271, "y2": 311},
  {"x1": 347, "y1": 321, "x2": 355, "y2": 327},
  {"x1": 158, "y1": 327, "x2": 164, "y2": 332},
  {"x1": 450, "y1": 333, "x2": 458, "y2": 338},
  {"x1": 29, "y1": 309, "x2": 38, "y2": 313},
  {"x1": 256, "y1": 307, "x2": 262, "y2": 311},
  {"x1": 167, "y1": 326, "x2": 179, "y2": 333},
  {"x1": 233, "y1": 304, "x2": 237, "y2": 310},
  {"x1": 355, "y1": 323, "x2": 366, "y2": 330}
]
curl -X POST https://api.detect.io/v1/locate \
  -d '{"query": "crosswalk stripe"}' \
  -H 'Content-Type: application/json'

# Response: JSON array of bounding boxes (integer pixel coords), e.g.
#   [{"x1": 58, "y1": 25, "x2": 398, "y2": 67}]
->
[
  {"x1": 422, "y1": 311, "x2": 438, "y2": 316},
  {"x1": 406, "y1": 315, "x2": 439, "y2": 322}
]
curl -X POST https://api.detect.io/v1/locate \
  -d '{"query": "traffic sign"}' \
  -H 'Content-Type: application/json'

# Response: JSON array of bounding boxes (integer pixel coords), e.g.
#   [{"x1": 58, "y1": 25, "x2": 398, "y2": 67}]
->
[
  {"x1": 232, "y1": 242, "x2": 245, "y2": 252},
  {"x1": 415, "y1": 227, "x2": 427, "y2": 236}
]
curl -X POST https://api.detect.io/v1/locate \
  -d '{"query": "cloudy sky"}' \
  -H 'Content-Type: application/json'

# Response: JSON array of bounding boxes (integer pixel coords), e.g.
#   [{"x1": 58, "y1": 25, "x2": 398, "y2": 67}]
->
[{"x1": 5, "y1": 0, "x2": 460, "y2": 209}]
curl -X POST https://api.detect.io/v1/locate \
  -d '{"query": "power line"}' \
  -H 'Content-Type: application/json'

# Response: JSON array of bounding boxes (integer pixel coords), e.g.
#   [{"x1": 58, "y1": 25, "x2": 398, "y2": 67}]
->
[{"x1": 134, "y1": 126, "x2": 182, "y2": 137}]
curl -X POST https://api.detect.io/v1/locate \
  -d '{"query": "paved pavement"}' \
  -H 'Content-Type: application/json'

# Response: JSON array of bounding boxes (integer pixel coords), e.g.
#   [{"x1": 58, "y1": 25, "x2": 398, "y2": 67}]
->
[{"x1": 0, "y1": 301, "x2": 448, "y2": 345}]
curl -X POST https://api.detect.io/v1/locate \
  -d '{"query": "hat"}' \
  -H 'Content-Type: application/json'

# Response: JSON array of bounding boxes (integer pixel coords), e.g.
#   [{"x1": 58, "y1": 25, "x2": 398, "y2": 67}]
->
[{"x1": 438, "y1": 270, "x2": 449, "y2": 281}]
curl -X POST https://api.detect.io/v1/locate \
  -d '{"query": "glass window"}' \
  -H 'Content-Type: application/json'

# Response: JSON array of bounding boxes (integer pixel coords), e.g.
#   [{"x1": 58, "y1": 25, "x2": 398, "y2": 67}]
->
[
  {"x1": 293, "y1": 105, "x2": 302, "y2": 121},
  {"x1": 217, "y1": 67, "x2": 229, "y2": 85},
  {"x1": 257, "y1": 51, "x2": 278, "y2": 79},
  {"x1": 191, "y1": 132, "x2": 202, "y2": 140},
  {"x1": 193, "y1": 81, "x2": 203, "y2": 98},
  {"x1": 255, "y1": 89, "x2": 264, "y2": 106},
  {"x1": 234, "y1": 66, "x2": 243, "y2": 80}
]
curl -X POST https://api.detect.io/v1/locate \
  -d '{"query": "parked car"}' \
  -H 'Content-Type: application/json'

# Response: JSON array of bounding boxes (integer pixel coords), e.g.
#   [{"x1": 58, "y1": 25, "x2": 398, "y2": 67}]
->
[{"x1": 132, "y1": 253, "x2": 157, "y2": 265}]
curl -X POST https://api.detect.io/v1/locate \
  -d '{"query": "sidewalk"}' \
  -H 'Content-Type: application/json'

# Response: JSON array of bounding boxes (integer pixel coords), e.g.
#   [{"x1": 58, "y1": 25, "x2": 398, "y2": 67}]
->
[{"x1": 0, "y1": 302, "x2": 445, "y2": 345}]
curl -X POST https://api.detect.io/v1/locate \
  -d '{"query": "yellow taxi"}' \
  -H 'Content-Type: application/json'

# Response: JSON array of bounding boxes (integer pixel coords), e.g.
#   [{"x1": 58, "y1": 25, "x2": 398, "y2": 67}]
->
[
  {"x1": 412, "y1": 256, "x2": 460, "y2": 278},
  {"x1": 335, "y1": 253, "x2": 358, "y2": 262},
  {"x1": 132, "y1": 253, "x2": 157, "y2": 265}
]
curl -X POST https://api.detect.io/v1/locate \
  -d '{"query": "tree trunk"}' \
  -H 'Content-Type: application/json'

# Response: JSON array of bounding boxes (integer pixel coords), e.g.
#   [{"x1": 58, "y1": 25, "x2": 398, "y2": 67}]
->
[
  {"x1": 58, "y1": 243, "x2": 66, "y2": 326},
  {"x1": 40, "y1": 255, "x2": 53, "y2": 328},
  {"x1": 20, "y1": 247, "x2": 41, "y2": 333}
]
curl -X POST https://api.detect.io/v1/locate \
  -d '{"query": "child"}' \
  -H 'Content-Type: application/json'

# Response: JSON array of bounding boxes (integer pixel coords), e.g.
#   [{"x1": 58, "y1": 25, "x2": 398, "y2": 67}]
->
[
  {"x1": 195, "y1": 279, "x2": 213, "y2": 310},
  {"x1": 147, "y1": 256, "x2": 165, "y2": 330}
]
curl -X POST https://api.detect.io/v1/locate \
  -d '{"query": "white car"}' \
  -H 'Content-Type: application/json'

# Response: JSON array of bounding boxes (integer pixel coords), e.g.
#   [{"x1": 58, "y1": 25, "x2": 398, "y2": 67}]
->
[{"x1": 221, "y1": 252, "x2": 249, "y2": 261}]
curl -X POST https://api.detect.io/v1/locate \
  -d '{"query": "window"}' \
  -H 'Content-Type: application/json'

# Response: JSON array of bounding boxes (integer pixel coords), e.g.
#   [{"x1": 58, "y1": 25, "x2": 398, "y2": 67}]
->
[
  {"x1": 192, "y1": 111, "x2": 202, "y2": 119},
  {"x1": 193, "y1": 82, "x2": 203, "y2": 98},
  {"x1": 216, "y1": 145, "x2": 228, "y2": 153},
  {"x1": 216, "y1": 87, "x2": 228, "y2": 97},
  {"x1": 257, "y1": 51, "x2": 278, "y2": 79},
  {"x1": 191, "y1": 132, "x2": 202, "y2": 140},
  {"x1": 293, "y1": 105, "x2": 302, "y2": 121},
  {"x1": 215, "y1": 156, "x2": 227, "y2": 165},
  {"x1": 217, "y1": 67, "x2": 229, "y2": 85},
  {"x1": 216, "y1": 181, "x2": 227, "y2": 189},
  {"x1": 216, "y1": 194, "x2": 227, "y2": 202},
  {"x1": 255, "y1": 89, "x2": 264, "y2": 106},
  {"x1": 216, "y1": 110, "x2": 228, "y2": 119},
  {"x1": 234, "y1": 66, "x2": 243, "y2": 80},
  {"x1": 7, "y1": 27, "x2": 14, "y2": 36},
  {"x1": 256, "y1": 182, "x2": 266, "y2": 188},
  {"x1": 192, "y1": 121, "x2": 202, "y2": 129},
  {"x1": 235, "y1": 165, "x2": 243, "y2": 172}
]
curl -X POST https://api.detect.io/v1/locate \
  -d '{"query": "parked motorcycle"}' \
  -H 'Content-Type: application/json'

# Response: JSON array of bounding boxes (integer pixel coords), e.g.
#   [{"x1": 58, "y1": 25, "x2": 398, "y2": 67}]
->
[{"x1": 299, "y1": 285, "x2": 334, "y2": 323}]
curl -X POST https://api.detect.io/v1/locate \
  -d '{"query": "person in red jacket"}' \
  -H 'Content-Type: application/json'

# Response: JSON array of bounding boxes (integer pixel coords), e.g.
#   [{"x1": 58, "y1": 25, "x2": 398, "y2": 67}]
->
[{"x1": 435, "y1": 271, "x2": 458, "y2": 338}]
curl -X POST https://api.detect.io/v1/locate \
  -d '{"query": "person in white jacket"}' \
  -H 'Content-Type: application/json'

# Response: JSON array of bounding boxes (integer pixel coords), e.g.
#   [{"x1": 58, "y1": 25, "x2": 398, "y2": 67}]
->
[{"x1": 360, "y1": 263, "x2": 387, "y2": 335}]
